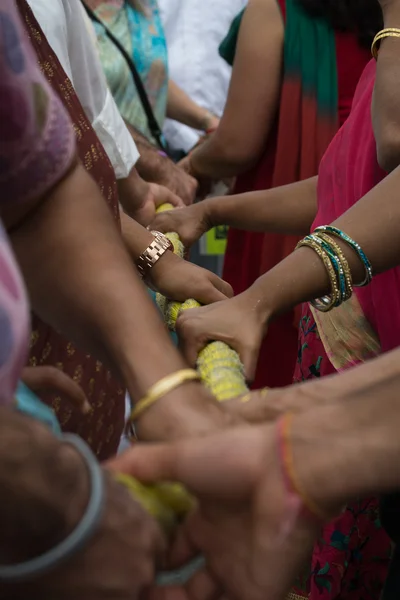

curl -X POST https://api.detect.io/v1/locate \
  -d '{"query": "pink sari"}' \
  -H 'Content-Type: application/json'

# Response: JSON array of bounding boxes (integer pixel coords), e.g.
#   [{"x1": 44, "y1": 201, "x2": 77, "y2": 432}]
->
[{"x1": 291, "y1": 60, "x2": 394, "y2": 599}]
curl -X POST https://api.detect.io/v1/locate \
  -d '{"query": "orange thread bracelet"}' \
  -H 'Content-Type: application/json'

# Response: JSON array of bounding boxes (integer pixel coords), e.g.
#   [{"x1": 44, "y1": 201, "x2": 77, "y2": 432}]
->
[{"x1": 278, "y1": 413, "x2": 329, "y2": 522}]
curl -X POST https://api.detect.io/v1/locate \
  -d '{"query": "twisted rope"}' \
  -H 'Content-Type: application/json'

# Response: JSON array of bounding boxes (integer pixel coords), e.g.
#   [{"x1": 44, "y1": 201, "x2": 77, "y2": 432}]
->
[{"x1": 119, "y1": 204, "x2": 249, "y2": 583}]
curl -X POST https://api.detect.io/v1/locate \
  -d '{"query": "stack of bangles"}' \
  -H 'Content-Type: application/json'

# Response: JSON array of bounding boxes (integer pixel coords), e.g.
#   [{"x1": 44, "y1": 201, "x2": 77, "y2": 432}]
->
[
  {"x1": 296, "y1": 226, "x2": 373, "y2": 313},
  {"x1": 371, "y1": 28, "x2": 400, "y2": 60}
]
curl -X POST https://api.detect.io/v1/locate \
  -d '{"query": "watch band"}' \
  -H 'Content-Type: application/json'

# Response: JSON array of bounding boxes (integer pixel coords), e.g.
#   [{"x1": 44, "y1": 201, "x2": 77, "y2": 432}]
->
[{"x1": 136, "y1": 231, "x2": 173, "y2": 279}]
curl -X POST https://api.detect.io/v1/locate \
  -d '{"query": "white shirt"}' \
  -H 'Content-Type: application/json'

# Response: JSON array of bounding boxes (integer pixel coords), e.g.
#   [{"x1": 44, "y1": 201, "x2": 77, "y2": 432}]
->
[
  {"x1": 28, "y1": 0, "x2": 139, "y2": 179},
  {"x1": 158, "y1": 0, "x2": 248, "y2": 153}
]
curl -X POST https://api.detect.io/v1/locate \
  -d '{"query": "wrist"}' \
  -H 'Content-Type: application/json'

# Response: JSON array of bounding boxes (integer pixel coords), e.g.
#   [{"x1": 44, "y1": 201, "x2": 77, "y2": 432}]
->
[
  {"x1": 240, "y1": 283, "x2": 275, "y2": 333},
  {"x1": 290, "y1": 392, "x2": 400, "y2": 517},
  {"x1": 134, "y1": 381, "x2": 239, "y2": 442}
]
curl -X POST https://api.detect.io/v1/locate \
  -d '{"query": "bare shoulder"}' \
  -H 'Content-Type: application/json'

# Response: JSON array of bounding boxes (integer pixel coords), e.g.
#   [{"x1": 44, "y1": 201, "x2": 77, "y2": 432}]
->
[{"x1": 243, "y1": 0, "x2": 284, "y2": 36}]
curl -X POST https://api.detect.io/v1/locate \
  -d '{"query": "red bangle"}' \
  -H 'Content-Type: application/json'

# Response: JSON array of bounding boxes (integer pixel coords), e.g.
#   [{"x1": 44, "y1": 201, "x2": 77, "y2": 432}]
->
[{"x1": 277, "y1": 413, "x2": 329, "y2": 522}]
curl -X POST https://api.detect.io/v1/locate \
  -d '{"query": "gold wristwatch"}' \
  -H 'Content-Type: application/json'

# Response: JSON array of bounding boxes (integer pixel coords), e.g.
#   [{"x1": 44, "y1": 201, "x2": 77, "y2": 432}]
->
[{"x1": 136, "y1": 231, "x2": 173, "y2": 280}]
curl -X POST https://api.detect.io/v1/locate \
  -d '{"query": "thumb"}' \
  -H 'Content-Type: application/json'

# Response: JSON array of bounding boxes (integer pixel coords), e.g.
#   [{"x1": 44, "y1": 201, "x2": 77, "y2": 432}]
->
[
  {"x1": 109, "y1": 428, "x2": 262, "y2": 499},
  {"x1": 208, "y1": 272, "x2": 233, "y2": 299},
  {"x1": 158, "y1": 186, "x2": 185, "y2": 209},
  {"x1": 240, "y1": 343, "x2": 260, "y2": 384},
  {"x1": 109, "y1": 443, "x2": 181, "y2": 484},
  {"x1": 194, "y1": 282, "x2": 229, "y2": 306}
]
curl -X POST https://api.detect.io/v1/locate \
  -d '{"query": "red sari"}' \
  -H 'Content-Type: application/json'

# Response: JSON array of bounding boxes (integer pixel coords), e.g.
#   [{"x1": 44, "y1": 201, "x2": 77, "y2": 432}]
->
[
  {"x1": 222, "y1": 0, "x2": 371, "y2": 389},
  {"x1": 291, "y1": 59, "x2": 393, "y2": 600}
]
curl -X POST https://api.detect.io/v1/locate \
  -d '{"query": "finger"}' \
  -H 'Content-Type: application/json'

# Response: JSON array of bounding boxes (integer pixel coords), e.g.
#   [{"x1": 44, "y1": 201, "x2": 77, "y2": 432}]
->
[
  {"x1": 109, "y1": 427, "x2": 263, "y2": 499},
  {"x1": 193, "y1": 283, "x2": 229, "y2": 306},
  {"x1": 176, "y1": 324, "x2": 205, "y2": 368},
  {"x1": 207, "y1": 274, "x2": 233, "y2": 299},
  {"x1": 162, "y1": 189, "x2": 185, "y2": 209},
  {"x1": 224, "y1": 389, "x2": 277, "y2": 423},
  {"x1": 241, "y1": 346, "x2": 259, "y2": 384},
  {"x1": 21, "y1": 367, "x2": 91, "y2": 414}
]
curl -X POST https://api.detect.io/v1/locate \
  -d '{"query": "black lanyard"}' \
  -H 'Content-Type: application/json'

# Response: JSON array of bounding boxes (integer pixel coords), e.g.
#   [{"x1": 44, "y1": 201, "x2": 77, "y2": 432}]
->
[{"x1": 81, "y1": 1, "x2": 167, "y2": 153}]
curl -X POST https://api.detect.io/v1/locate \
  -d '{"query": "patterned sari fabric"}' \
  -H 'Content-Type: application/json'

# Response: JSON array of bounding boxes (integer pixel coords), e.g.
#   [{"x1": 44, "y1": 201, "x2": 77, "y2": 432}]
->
[
  {"x1": 292, "y1": 61, "x2": 393, "y2": 600},
  {"x1": 17, "y1": 0, "x2": 126, "y2": 461},
  {"x1": 89, "y1": 0, "x2": 168, "y2": 142}
]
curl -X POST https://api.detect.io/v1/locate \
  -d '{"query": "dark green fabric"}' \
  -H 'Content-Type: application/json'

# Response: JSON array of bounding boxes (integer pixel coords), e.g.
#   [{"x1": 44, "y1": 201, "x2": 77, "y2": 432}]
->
[
  {"x1": 284, "y1": 0, "x2": 337, "y2": 117},
  {"x1": 219, "y1": 9, "x2": 245, "y2": 67}
]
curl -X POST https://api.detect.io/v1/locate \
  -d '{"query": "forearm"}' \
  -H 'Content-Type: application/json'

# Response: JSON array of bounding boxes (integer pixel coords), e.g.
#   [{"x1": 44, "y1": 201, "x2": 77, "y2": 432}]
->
[
  {"x1": 167, "y1": 80, "x2": 212, "y2": 131},
  {"x1": 372, "y1": 3, "x2": 400, "y2": 172},
  {"x1": 293, "y1": 367, "x2": 400, "y2": 515},
  {"x1": 245, "y1": 166, "x2": 400, "y2": 324},
  {"x1": 117, "y1": 167, "x2": 149, "y2": 217},
  {"x1": 8, "y1": 163, "x2": 188, "y2": 400},
  {"x1": 203, "y1": 177, "x2": 318, "y2": 234},
  {"x1": 189, "y1": 131, "x2": 254, "y2": 180},
  {"x1": 237, "y1": 345, "x2": 400, "y2": 423},
  {"x1": 0, "y1": 409, "x2": 88, "y2": 563},
  {"x1": 120, "y1": 209, "x2": 154, "y2": 261}
]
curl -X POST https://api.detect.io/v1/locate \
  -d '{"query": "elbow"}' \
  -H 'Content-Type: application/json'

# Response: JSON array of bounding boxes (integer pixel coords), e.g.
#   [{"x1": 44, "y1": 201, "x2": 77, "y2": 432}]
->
[{"x1": 376, "y1": 127, "x2": 400, "y2": 173}]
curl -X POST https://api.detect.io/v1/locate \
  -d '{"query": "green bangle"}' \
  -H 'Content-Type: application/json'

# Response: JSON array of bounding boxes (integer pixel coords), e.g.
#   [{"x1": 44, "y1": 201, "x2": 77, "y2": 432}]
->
[{"x1": 0, "y1": 434, "x2": 104, "y2": 582}]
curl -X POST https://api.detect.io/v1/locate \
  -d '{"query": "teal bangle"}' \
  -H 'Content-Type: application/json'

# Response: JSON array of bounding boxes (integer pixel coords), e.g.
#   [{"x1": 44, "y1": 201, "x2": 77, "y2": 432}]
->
[
  {"x1": 0, "y1": 434, "x2": 104, "y2": 582},
  {"x1": 309, "y1": 234, "x2": 348, "y2": 304},
  {"x1": 314, "y1": 226, "x2": 373, "y2": 287}
]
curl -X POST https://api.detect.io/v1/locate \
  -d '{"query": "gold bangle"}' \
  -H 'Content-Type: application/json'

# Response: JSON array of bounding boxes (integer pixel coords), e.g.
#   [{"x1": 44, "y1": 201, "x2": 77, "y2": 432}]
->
[
  {"x1": 130, "y1": 369, "x2": 201, "y2": 422},
  {"x1": 317, "y1": 232, "x2": 353, "y2": 301},
  {"x1": 371, "y1": 28, "x2": 400, "y2": 59},
  {"x1": 295, "y1": 238, "x2": 340, "y2": 311}
]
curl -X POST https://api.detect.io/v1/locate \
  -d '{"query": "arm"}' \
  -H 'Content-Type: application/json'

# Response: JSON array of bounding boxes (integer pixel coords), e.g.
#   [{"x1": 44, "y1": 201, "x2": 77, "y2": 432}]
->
[
  {"x1": 150, "y1": 176, "x2": 318, "y2": 249},
  {"x1": 5, "y1": 161, "x2": 234, "y2": 442},
  {"x1": 176, "y1": 165, "x2": 400, "y2": 377},
  {"x1": 119, "y1": 352, "x2": 400, "y2": 600},
  {"x1": 3, "y1": 1, "x2": 232, "y2": 443},
  {"x1": 187, "y1": 0, "x2": 284, "y2": 180},
  {"x1": 372, "y1": 0, "x2": 400, "y2": 172},
  {"x1": 167, "y1": 80, "x2": 219, "y2": 132},
  {"x1": 227, "y1": 339, "x2": 400, "y2": 423}
]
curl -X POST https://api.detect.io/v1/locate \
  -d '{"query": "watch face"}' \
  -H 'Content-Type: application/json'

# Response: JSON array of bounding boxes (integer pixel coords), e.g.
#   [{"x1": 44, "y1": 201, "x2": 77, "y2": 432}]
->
[{"x1": 151, "y1": 231, "x2": 173, "y2": 252}]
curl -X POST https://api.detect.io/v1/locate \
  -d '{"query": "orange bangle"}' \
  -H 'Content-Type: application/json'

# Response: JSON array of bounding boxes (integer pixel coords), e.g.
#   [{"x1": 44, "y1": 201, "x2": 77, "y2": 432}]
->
[{"x1": 278, "y1": 413, "x2": 330, "y2": 522}]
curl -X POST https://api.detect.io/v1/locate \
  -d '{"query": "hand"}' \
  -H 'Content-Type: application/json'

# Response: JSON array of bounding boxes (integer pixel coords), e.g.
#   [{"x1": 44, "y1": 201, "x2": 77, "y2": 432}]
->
[
  {"x1": 21, "y1": 366, "x2": 91, "y2": 414},
  {"x1": 176, "y1": 293, "x2": 266, "y2": 381},
  {"x1": 178, "y1": 155, "x2": 212, "y2": 199},
  {"x1": 1, "y1": 419, "x2": 165, "y2": 600},
  {"x1": 131, "y1": 182, "x2": 185, "y2": 227},
  {"x1": 155, "y1": 162, "x2": 198, "y2": 206},
  {"x1": 148, "y1": 251, "x2": 233, "y2": 304},
  {"x1": 37, "y1": 472, "x2": 164, "y2": 600},
  {"x1": 150, "y1": 203, "x2": 211, "y2": 249},
  {"x1": 115, "y1": 420, "x2": 328, "y2": 600}
]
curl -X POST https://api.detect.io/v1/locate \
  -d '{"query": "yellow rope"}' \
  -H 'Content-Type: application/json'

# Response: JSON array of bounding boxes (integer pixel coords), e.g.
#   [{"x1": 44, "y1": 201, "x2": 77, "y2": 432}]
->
[
  {"x1": 155, "y1": 203, "x2": 248, "y2": 402},
  {"x1": 118, "y1": 203, "x2": 248, "y2": 532}
]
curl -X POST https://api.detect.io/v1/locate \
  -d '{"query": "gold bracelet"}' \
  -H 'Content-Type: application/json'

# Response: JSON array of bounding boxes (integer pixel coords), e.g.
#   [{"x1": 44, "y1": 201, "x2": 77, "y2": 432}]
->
[
  {"x1": 295, "y1": 237, "x2": 340, "y2": 312},
  {"x1": 371, "y1": 28, "x2": 400, "y2": 59},
  {"x1": 130, "y1": 369, "x2": 201, "y2": 422},
  {"x1": 317, "y1": 232, "x2": 353, "y2": 301}
]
